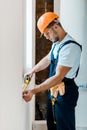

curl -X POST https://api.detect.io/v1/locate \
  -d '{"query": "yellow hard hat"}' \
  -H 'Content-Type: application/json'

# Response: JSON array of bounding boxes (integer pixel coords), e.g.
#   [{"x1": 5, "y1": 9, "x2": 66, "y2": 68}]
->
[{"x1": 37, "y1": 12, "x2": 59, "y2": 34}]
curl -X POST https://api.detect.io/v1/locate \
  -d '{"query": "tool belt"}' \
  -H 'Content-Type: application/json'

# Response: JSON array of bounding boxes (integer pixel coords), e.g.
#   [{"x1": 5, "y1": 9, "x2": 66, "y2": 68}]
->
[{"x1": 50, "y1": 82, "x2": 65, "y2": 99}]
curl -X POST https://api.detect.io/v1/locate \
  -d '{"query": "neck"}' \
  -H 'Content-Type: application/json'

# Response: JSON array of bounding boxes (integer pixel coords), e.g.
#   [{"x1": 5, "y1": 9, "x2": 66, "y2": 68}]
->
[
  {"x1": 59, "y1": 31, "x2": 67, "y2": 42},
  {"x1": 57, "y1": 25, "x2": 67, "y2": 42}
]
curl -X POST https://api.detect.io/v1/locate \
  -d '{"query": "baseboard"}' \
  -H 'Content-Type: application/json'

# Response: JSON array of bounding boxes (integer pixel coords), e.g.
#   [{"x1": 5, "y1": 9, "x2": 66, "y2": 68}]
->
[{"x1": 32, "y1": 120, "x2": 87, "y2": 130}]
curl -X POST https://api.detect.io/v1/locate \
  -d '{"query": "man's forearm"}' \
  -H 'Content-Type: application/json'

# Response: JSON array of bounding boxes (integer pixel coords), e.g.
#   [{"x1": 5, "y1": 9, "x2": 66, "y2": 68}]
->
[
  {"x1": 31, "y1": 65, "x2": 71, "y2": 94},
  {"x1": 31, "y1": 74, "x2": 62, "y2": 94},
  {"x1": 32, "y1": 54, "x2": 50, "y2": 73}
]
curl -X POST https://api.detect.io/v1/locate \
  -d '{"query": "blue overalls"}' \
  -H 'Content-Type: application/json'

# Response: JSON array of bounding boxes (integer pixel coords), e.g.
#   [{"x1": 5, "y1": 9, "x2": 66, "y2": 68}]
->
[{"x1": 47, "y1": 40, "x2": 82, "y2": 130}]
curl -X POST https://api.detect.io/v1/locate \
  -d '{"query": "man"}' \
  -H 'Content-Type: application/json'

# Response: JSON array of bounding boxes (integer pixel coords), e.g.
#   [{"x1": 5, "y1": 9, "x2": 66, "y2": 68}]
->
[{"x1": 22, "y1": 12, "x2": 82, "y2": 130}]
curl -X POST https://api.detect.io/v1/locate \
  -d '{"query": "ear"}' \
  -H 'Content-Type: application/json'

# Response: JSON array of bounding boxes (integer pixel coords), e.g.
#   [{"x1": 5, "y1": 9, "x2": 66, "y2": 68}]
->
[{"x1": 54, "y1": 24, "x2": 58, "y2": 29}]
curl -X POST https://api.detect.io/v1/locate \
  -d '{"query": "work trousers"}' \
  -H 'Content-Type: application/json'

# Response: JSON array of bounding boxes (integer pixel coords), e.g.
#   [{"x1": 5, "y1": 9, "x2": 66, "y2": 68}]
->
[{"x1": 47, "y1": 80, "x2": 79, "y2": 130}]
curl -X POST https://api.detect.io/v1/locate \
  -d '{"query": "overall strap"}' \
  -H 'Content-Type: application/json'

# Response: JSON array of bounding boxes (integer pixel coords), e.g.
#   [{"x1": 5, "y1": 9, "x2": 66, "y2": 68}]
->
[
  {"x1": 49, "y1": 44, "x2": 57, "y2": 77},
  {"x1": 51, "y1": 43, "x2": 57, "y2": 60},
  {"x1": 58, "y1": 40, "x2": 82, "y2": 54},
  {"x1": 57, "y1": 40, "x2": 82, "y2": 77}
]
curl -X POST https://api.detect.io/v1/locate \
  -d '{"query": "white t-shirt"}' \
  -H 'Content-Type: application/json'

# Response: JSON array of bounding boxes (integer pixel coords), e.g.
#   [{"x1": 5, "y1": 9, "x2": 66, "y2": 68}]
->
[{"x1": 49, "y1": 34, "x2": 82, "y2": 79}]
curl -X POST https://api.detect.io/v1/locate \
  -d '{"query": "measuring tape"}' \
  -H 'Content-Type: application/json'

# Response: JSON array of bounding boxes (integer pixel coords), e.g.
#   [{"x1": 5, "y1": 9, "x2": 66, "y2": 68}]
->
[{"x1": 22, "y1": 75, "x2": 31, "y2": 91}]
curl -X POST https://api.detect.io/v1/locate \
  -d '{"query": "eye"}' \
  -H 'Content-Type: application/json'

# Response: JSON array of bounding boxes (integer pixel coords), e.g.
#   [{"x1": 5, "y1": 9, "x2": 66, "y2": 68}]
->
[
  {"x1": 46, "y1": 32, "x2": 49, "y2": 35},
  {"x1": 44, "y1": 31, "x2": 49, "y2": 37}
]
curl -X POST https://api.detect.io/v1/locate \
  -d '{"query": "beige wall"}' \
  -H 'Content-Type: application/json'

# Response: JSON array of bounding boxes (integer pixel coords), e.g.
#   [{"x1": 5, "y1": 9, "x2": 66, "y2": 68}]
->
[{"x1": 0, "y1": 0, "x2": 27, "y2": 130}]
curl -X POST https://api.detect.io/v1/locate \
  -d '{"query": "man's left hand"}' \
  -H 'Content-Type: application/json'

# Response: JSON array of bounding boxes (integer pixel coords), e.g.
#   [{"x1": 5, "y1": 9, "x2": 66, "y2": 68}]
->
[{"x1": 22, "y1": 90, "x2": 33, "y2": 102}]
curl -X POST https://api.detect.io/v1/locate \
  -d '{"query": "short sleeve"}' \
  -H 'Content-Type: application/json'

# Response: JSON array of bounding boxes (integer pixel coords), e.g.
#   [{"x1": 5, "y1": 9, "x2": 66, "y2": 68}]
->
[{"x1": 58, "y1": 43, "x2": 81, "y2": 67}]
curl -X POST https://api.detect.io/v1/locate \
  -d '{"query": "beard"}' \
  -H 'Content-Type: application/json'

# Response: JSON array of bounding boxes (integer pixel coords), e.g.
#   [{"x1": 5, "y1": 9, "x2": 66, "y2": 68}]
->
[
  {"x1": 53, "y1": 36, "x2": 59, "y2": 42},
  {"x1": 51, "y1": 28, "x2": 59, "y2": 43}
]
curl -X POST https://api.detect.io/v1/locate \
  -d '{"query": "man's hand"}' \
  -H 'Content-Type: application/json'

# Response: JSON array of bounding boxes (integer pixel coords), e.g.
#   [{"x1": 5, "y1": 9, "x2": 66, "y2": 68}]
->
[
  {"x1": 22, "y1": 90, "x2": 34, "y2": 102},
  {"x1": 24, "y1": 70, "x2": 34, "y2": 79}
]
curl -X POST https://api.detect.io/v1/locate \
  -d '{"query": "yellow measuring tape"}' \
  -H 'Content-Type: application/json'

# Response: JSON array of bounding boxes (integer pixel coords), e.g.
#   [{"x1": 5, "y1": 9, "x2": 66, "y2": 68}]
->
[{"x1": 22, "y1": 75, "x2": 31, "y2": 91}]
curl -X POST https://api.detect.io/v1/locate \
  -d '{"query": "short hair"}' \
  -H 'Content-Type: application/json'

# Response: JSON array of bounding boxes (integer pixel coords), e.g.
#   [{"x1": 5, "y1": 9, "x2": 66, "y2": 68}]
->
[{"x1": 47, "y1": 19, "x2": 62, "y2": 28}]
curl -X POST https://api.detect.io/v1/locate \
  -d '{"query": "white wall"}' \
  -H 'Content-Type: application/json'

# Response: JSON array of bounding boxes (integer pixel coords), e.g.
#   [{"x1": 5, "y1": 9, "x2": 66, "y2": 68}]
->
[
  {"x1": 0, "y1": 0, "x2": 27, "y2": 130},
  {"x1": 58, "y1": 0, "x2": 87, "y2": 127},
  {"x1": 54, "y1": 0, "x2": 60, "y2": 15},
  {"x1": 24, "y1": 0, "x2": 36, "y2": 130}
]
